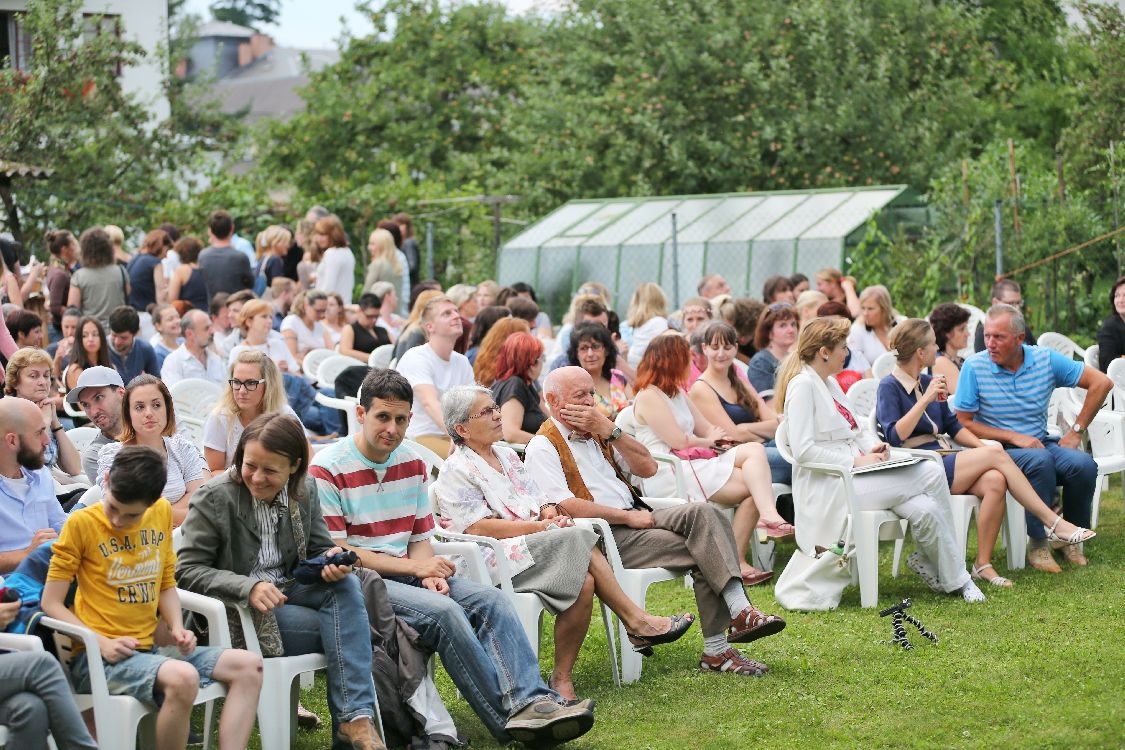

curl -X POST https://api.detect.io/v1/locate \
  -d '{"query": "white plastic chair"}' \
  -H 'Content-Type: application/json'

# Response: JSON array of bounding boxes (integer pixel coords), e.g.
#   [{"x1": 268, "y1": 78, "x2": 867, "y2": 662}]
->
[
  {"x1": 316, "y1": 354, "x2": 358, "y2": 390},
  {"x1": 368, "y1": 344, "x2": 394, "y2": 370},
  {"x1": 870, "y1": 352, "x2": 896, "y2": 381},
  {"x1": 179, "y1": 416, "x2": 205, "y2": 448},
  {"x1": 1107, "y1": 358, "x2": 1125, "y2": 413},
  {"x1": 62, "y1": 400, "x2": 86, "y2": 420},
  {"x1": 1083, "y1": 344, "x2": 1100, "y2": 370},
  {"x1": 1036, "y1": 331, "x2": 1086, "y2": 361},
  {"x1": 300, "y1": 348, "x2": 335, "y2": 380},
  {"x1": 956, "y1": 303, "x2": 985, "y2": 361},
  {"x1": 64, "y1": 426, "x2": 99, "y2": 456},
  {"x1": 169, "y1": 378, "x2": 222, "y2": 423},
  {"x1": 845, "y1": 378, "x2": 878, "y2": 421},
  {"x1": 70, "y1": 483, "x2": 103, "y2": 511},
  {"x1": 775, "y1": 420, "x2": 907, "y2": 608},
  {"x1": 314, "y1": 393, "x2": 360, "y2": 436},
  {"x1": 40, "y1": 590, "x2": 229, "y2": 750},
  {"x1": 1059, "y1": 401, "x2": 1125, "y2": 529}
]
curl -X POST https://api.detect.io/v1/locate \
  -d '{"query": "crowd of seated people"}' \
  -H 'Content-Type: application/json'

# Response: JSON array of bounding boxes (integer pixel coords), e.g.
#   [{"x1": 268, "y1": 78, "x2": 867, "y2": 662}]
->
[{"x1": 0, "y1": 203, "x2": 1116, "y2": 748}]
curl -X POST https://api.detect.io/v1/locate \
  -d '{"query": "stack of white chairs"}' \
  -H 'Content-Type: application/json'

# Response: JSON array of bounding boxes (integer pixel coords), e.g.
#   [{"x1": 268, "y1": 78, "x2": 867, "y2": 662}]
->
[
  {"x1": 1036, "y1": 331, "x2": 1087, "y2": 361},
  {"x1": 169, "y1": 379, "x2": 222, "y2": 424}
]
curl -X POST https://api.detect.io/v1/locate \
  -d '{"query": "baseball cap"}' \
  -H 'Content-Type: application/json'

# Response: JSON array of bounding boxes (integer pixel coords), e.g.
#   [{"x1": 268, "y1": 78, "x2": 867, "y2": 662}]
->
[{"x1": 65, "y1": 366, "x2": 125, "y2": 404}]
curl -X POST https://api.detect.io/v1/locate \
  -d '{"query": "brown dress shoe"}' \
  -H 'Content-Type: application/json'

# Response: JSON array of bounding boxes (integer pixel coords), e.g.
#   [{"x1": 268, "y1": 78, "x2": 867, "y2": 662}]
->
[
  {"x1": 728, "y1": 605, "x2": 786, "y2": 643},
  {"x1": 1061, "y1": 544, "x2": 1088, "y2": 566},
  {"x1": 1028, "y1": 546, "x2": 1062, "y2": 573},
  {"x1": 337, "y1": 717, "x2": 387, "y2": 750}
]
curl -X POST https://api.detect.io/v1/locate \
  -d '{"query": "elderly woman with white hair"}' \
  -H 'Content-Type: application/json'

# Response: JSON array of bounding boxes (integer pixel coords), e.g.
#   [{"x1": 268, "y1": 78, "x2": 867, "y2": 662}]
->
[{"x1": 433, "y1": 384, "x2": 695, "y2": 702}]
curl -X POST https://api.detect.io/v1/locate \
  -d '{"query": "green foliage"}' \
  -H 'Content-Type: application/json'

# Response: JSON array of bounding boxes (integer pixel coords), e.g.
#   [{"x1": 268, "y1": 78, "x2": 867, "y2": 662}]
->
[
  {"x1": 208, "y1": 0, "x2": 282, "y2": 29},
  {"x1": 0, "y1": 0, "x2": 240, "y2": 252}
]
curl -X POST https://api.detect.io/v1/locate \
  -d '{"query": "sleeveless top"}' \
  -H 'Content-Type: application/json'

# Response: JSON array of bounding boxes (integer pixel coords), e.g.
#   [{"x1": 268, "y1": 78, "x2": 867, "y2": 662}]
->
[
  {"x1": 349, "y1": 321, "x2": 390, "y2": 355},
  {"x1": 698, "y1": 380, "x2": 754, "y2": 424},
  {"x1": 180, "y1": 266, "x2": 210, "y2": 312}
]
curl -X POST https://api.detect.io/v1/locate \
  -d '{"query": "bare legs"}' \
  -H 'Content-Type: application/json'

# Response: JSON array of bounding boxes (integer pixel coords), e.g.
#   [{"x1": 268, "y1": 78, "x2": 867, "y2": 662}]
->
[
  {"x1": 153, "y1": 650, "x2": 262, "y2": 750},
  {"x1": 550, "y1": 549, "x2": 676, "y2": 701},
  {"x1": 950, "y1": 444, "x2": 1089, "y2": 582},
  {"x1": 709, "y1": 442, "x2": 785, "y2": 575}
]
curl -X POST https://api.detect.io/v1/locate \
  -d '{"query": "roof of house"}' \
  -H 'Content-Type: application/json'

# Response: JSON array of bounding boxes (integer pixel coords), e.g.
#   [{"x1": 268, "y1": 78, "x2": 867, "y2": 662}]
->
[
  {"x1": 197, "y1": 20, "x2": 256, "y2": 39},
  {"x1": 213, "y1": 46, "x2": 339, "y2": 122}
]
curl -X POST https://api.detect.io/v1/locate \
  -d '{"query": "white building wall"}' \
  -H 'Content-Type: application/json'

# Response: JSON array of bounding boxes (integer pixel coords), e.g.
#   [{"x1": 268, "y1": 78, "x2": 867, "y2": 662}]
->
[{"x1": 0, "y1": 0, "x2": 170, "y2": 121}]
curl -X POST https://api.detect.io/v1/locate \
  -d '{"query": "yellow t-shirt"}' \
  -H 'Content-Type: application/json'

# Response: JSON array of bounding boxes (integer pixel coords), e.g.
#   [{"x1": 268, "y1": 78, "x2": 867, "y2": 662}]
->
[{"x1": 47, "y1": 498, "x2": 176, "y2": 650}]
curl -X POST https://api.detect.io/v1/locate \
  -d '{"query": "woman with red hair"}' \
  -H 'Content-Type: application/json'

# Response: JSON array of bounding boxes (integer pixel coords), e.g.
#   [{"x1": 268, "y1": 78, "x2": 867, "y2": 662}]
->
[
  {"x1": 633, "y1": 333, "x2": 793, "y2": 585},
  {"x1": 491, "y1": 331, "x2": 548, "y2": 444}
]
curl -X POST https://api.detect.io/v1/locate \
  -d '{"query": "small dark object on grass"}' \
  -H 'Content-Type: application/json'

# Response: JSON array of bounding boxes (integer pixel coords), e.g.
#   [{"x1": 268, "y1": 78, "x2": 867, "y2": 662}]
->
[{"x1": 879, "y1": 599, "x2": 938, "y2": 650}]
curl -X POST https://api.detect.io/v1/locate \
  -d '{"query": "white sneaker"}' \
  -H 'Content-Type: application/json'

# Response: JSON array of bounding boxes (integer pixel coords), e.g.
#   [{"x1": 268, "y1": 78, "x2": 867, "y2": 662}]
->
[{"x1": 960, "y1": 579, "x2": 986, "y2": 603}]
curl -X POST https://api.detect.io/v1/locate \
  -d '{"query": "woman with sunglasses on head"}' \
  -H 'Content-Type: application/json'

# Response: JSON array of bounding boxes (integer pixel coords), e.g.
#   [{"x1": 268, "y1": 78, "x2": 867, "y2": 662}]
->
[
  {"x1": 491, "y1": 332, "x2": 548, "y2": 444},
  {"x1": 281, "y1": 290, "x2": 333, "y2": 367},
  {"x1": 96, "y1": 374, "x2": 210, "y2": 526},
  {"x1": 203, "y1": 350, "x2": 301, "y2": 473}
]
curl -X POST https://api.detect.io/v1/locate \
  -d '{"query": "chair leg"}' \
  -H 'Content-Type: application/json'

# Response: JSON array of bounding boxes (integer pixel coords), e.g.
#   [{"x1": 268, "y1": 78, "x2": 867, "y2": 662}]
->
[
  {"x1": 1003, "y1": 493, "x2": 1026, "y2": 571},
  {"x1": 599, "y1": 601, "x2": 621, "y2": 688},
  {"x1": 853, "y1": 519, "x2": 882, "y2": 608}
]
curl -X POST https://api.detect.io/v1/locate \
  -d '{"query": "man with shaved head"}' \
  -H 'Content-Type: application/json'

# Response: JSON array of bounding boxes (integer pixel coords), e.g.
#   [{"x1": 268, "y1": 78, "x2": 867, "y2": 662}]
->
[
  {"x1": 0, "y1": 397, "x2": 64, "y2": 572},
  {"x1": 524, "y1": 366, "x2": 786, "y2": 678},
  {"x1": 161, "y1": 309, "x2": 226, "y2": 387}
]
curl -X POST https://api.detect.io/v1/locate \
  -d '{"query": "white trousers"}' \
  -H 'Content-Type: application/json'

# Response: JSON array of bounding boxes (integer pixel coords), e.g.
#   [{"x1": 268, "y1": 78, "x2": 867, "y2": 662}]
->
[{"x1": 852, "y1": 460, "x2": 970, "y2": 592}]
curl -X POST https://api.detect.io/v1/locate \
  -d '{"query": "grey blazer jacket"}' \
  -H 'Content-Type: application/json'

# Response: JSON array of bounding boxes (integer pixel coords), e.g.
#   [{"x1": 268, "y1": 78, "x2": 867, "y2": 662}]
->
[{"x1": 176, "y1": 472, "x2": 336, "y2": 603}]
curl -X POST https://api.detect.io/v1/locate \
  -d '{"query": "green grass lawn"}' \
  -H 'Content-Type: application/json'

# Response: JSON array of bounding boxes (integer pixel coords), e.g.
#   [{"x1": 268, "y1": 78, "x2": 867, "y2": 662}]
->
[{"x1": 237, "y1": 484, "x2": 1124, "y2": 749}]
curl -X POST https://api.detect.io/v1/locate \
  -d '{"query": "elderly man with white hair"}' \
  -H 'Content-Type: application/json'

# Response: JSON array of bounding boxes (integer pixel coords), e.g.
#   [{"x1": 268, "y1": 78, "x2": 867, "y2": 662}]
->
[
  {"x1": 160, "y1": 309, "x2": 226, "y2": 386},
  {"x1": 523, "y1": 366, "x2": 786, "y2": 677}
]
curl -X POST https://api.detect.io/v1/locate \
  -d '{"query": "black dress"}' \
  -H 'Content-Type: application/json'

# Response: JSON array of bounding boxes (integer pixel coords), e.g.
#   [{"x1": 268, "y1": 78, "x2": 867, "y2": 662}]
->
[
  {"x1": 491, "y1": 376, "x2": 546, "y2": 434},
  {"x1": 349, "y1": 321, "x2": 391, "y2": 355},
  {"x1": 1096, "y1": 313, "x2": 1125, "y2": 372}
]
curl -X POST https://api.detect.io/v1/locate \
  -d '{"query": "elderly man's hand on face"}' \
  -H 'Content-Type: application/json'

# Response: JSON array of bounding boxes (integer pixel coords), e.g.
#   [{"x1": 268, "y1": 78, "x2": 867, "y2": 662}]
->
[{"x1": 558, "y1": 402, "x2": 614, "y2": 440}]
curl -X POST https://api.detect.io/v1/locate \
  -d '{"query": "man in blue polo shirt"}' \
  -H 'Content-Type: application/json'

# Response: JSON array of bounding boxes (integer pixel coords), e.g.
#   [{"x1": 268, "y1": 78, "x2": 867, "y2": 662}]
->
[
  {"x1": 0, "y1": 398, "x2": 63, "y2": 573},
  {"x1": 107, "y1": 306, "x2": 159, "y2": 384},
  {"x1": 952, "y1": 304, "x2": 1111, "y2": 573}
]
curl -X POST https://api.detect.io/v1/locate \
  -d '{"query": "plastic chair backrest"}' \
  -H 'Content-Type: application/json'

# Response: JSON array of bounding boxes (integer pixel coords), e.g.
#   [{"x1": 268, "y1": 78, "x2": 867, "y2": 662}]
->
[
  {"x1": 369, "y1": 344, "x2": 394, "y2": 370},
  {"x1": 1036, "y1": 331, "x2": 1085, "y2": 360},
  {"x1": 871, "y1": 352, "x2": 896, "y2": 380},
  {"x1": 316, "y1": 354, "x2": 358, "y2": 389}
]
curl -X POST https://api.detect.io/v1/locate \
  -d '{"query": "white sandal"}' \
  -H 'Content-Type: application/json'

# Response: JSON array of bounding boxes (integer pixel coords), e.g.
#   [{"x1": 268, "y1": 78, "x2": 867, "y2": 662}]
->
[
  {"x1": 971, "y1": 563, "x2": 1013, "y2": 588},
  {"x1": 1045, "y1": 515, "x2": 1095, "y2": 546}
]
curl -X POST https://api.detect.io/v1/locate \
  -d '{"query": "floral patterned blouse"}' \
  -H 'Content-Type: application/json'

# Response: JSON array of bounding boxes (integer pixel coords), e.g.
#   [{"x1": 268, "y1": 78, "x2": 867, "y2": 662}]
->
[
  {"x1": 432, "y1": 444, "x2": 552, "y2": 581},
  {"x1": 593, "y1": 368, "x2": 630, "y2": 421}
]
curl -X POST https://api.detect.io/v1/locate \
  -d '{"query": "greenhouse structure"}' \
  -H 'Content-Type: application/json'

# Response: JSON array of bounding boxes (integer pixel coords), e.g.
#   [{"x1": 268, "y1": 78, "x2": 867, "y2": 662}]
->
[{"x1": 497, "y1": 185, "x2": 926, "y2": 317}]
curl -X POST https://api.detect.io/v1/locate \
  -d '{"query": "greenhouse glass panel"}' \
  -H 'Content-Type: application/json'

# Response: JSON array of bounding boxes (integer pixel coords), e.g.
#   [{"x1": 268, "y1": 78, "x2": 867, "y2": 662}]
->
[
  {"x1": 628, "y1": 198, "x2": 723, "y2": 246},
  {"x1": 796, "y1": 238, "x2": 846, "y2": 276},
  {"x1": 497, "y1": 246, "x2": 540, "y2": 290},
  {"x1": 748, "y1": 239, "x2": 800, "y2": 297},
  {"x1": 535, "y1": 245, "x2": 580, "y2": 319},
  {"x1": 584, "y1": 199, "x2": 682, "y2": 246},
  {"x1": 803, "y1": 190, "x2": 901, "y2": 238},
  {"x1": 657, "y1": 241, "x2": 708, "y2": 307},
  {"x1": 564, "y1": 201, "x2": 642, "y2": 239},
  {"x1": 504, "y1": 202, "x2": 603, "y2": 249},
  {"x1": 753, "y1": 192, "x2": 852, "y2": 240},
  {"x1": 704, "y1": 241, "x2": 752, "y2": 296}
]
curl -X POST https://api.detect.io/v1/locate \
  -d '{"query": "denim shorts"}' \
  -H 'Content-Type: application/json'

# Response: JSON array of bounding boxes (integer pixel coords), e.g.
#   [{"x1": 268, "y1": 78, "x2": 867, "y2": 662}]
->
[{"x1": 69, "y1": 645, "x2": 225, "y2": 706}]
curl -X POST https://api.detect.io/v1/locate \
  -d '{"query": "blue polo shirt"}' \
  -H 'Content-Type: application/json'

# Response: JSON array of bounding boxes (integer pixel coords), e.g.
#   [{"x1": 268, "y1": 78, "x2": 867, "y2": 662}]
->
[
  {"x1": 950, "y1": 344, "x2": 1083, "y2": 441},
  {"x1": 0, "y1": 466, "x2": 65, "y2": 558},
  {"x1": 110, "y1": 337, "x2": 160, "y2": 384}
]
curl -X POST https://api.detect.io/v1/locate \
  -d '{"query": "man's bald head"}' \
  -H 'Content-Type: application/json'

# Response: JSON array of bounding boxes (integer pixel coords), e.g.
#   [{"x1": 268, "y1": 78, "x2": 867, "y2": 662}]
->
[
  {"x1": 0, "y1": 396, "x2": 41, "y2": 434},
  {"x1": 544, "y1": 366, "x2": 591, "y2": 401}
]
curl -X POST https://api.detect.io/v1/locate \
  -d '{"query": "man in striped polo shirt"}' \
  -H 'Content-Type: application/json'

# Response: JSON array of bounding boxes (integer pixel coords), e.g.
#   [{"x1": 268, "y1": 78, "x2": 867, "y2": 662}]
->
[
  {"x1": 951, "y1": 304, "x2": 1111, "y2": 573},
  {"x1": 309, "y1": 369, "x2": 595, "y2": 747}
]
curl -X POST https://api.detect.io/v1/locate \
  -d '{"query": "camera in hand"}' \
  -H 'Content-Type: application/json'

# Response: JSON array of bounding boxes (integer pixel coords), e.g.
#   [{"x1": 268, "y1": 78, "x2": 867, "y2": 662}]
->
[{"x1": 294, "y1": 550, "x2": 359, "y2": 584}]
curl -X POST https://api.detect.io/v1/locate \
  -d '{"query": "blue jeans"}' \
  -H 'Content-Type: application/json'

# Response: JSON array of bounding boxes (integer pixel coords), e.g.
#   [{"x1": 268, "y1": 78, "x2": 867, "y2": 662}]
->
[
  {"x1": 0, "y1": 651, "x2": 98, "y2": 750},
  {"x1": 274, "y1": 575, "x2": 377, "y2": 725},
  {"x1": 763, "y1": 442, "x2": 792, "y2": 485},
  {"x1": 386, "y1": 576, "x2": 554, "y2": 743},
  {"x1": 282, "y1": 373, "x2": 341, "y2": 435},
  {"x1": 1006, "y1": 438, "x2": 1097, "y2": 539}
]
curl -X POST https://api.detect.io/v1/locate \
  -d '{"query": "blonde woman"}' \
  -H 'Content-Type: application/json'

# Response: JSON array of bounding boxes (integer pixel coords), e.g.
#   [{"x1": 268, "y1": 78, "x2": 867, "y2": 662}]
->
[
  {"x1": 847, "y1": 284, "x2": 897, "y2": 376},
  {"x1": 626, "y1": 282, "x2": 669, "y2": 367},
  {"x1": 794, "y1": 290, "x2": 828, "y2": 329},
  {"x1": 203, "y1": 350, "x2": 299, "y2": 472},
  {"x1": 322, "y1": 291, "x2": 347, "y2": 347},
  {"x1": 280, "y1": 290, "x2": 332, "y2": 365},
  {"x1": 363, "y1": 227, "x2": 406, "y2": 306},
  {"x1": 774, "y1": 317, "x2": 985, "y2": 607},
  {"x1": 312, "y1": 214, "x2": 355, "y2": 302},
  {"x1": 103, "y1": 223, "x2": 132, "y2": 264},
  {"x1": 254, "y1": 224, "x2": 292, "y2": 293},
  {"x1": 5, "y1": 347, "x2": 82, "y2": 479}
]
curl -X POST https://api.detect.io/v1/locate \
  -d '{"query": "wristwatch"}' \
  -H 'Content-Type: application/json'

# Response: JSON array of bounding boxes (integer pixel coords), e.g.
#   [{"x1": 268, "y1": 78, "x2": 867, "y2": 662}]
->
[
  {"x1": 607, "y1": 426, "x2": 622, "y2": 442},
  {"x1": 1071, "y1": 422, "x2": 1085, "y2": 435}
]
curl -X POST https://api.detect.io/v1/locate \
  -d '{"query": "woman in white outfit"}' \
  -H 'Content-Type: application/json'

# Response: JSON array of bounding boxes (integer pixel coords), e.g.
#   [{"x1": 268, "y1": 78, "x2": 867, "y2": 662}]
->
[{"x1": 774, "y1": 316, "x2": 984, "y2": 605}]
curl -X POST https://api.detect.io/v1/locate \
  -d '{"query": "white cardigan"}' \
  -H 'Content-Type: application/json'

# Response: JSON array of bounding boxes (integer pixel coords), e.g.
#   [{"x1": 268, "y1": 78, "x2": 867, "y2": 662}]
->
[{"x1": 783, "y1": 366, "x2": 882, "y2": 555}]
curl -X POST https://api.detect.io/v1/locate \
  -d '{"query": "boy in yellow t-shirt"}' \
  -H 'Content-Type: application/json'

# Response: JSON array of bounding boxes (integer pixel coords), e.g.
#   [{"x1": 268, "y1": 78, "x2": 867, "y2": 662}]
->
[{"x1": 43, "y1": 446, "x2": 262, "y2": 750}]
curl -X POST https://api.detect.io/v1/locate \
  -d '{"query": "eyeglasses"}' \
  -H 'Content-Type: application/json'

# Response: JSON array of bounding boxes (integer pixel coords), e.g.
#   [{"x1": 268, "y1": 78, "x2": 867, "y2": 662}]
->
[
  {"x1": 469, "y1": 403, "x2": 501, "y2": 420},
  {"x1": 998, "y1": 299, "x2": 1023, "y2": 309},
  {"x1": 229, "y1": 378, "x2": 263, "y2": 391},
  {"x1": 577, "y1": 343, "x2": 605, "y2": 354}
]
